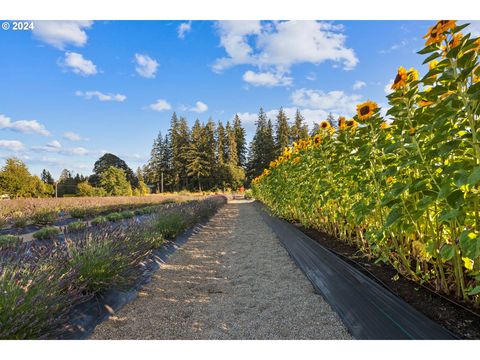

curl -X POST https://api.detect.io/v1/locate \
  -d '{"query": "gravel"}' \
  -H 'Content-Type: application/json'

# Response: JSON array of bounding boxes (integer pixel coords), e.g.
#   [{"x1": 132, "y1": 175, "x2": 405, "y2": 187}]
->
[{"x1": 91, "y1": 201, "x2": 353, "y2": 340}]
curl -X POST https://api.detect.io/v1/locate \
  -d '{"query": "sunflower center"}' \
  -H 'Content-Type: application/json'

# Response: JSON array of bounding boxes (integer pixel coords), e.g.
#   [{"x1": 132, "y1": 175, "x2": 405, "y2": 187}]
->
[
  {"x1": 360, "y1": 106, "x2": 370, "y2": 115},
  {"x1": 394, "y1": 73, "x2": 402, "y2": 84}
]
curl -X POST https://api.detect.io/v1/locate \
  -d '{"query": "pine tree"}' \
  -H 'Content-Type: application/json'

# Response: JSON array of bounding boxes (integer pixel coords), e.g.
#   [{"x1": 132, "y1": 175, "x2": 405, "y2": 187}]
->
[
  {"x1": 233, "y1": 114, "x2": 247, "y2": 168},
  {"x1": 290, "y1": 109, "x2": 309, "y2": 142},
  {"x1": 202, "y1": 119, "x2": 217, "y2": 189},
  {"x1": 147, "y1": 131, "x2": 163, "y2": 192},
  {"x1": 275, "y1": 107, "x2": 290, "y2": 155},
  {"x1": 160, "y1": 134, "x2": 173, "y2": 192},
  {"x1": 247, "y1": 108, "x2": 276, "y2": 179},
  {"x1": 326, "y1": 112, "x2": 335, "y2": 127},
  {"x1": 41, "y1": 169, "x2": 55, "y2": 185},
  {"x1": 310, "y1": 122, "x2": 321, "y2": 136},
  {"x1": 177, "y1": 117, "x2": 191, "y2": 189},
  {"x1": 169, "y1": 112, "x2": 181, "y2": 190},
  {"x1": 187, "y1": 120, "x2": 209, "y2": 191}
]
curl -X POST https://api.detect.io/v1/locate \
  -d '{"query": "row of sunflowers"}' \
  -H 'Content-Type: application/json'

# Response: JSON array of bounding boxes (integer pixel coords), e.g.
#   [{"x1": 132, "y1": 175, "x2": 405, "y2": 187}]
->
[{"x1": 252, "y1": 21, "x2": 480, "y2": 303}]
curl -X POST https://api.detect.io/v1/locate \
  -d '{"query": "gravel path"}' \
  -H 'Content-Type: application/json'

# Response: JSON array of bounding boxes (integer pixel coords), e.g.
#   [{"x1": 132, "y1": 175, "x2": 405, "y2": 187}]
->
[{"x1": 91, "y1": 201, "x2": 352, "y2": 340}]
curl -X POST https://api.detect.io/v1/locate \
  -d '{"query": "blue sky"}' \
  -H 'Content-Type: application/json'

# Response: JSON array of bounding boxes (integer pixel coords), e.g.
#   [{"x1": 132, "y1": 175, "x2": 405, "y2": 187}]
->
[{"x1": 0, "y1": 20, "x2": 477, "y2": 178}]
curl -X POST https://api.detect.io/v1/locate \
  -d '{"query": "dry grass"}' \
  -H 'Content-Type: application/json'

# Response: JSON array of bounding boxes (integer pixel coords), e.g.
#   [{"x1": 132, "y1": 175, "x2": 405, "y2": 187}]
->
[{"x1": 0, "y1": 193, "x2": 207, "y2": 225}]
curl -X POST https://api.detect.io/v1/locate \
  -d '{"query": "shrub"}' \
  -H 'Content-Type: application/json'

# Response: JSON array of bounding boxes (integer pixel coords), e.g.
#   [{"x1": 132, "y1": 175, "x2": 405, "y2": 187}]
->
[
  {"x1": 66, "y1": 221, "x2": 87, "y2": 232},
  {"x1": 0, "y1": 235, "x2": 21, "y2": 247},
  {"x1": 69, "y1": 208, "x2": 96, "y2": 219},
  {"x1": 153, "y1": 213, "x2": 186, "y2": 239},
  {"x1": 33, "y1": 227, "x2": 61, "y2": 240},
  {"x1": 32, "y1": 210, "x2": 57, "y2": 226},
  {"x1": 91, "y1": 216, "x2": 107, "y2": 226},
  {"x1": 12, "y1": 216, "x2": 28, "y2": 228},
  {"x1": 119, "y1": 210, "x2": 135, "y2": 219},
  {"x1": 244, "y1": 189, "x2": 253, "y2": 199},
  {"x1": 106, "y1": 212, "x2": 123, "y2": 222},
  {"x1": 0, "y1": 256, "x2": 88, "y2": 339},
  {"x1": 67, "y1": 227, "x2": 152, "y2": 294}
]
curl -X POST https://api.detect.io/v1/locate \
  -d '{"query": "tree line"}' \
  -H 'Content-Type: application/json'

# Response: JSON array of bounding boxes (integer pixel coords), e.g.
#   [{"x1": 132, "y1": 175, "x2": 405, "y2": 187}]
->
[{"x1": 0, "y1": 107, "x2": 317, "y2": 198}]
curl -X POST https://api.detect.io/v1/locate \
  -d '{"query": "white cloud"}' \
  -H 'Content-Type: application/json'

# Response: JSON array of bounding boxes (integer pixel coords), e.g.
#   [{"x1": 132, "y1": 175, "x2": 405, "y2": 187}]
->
[
  {"x1": 0, "y1": 140, "x2": 25, "y2": 152},
  {"x1": 149, "y1": 99, "x2": 172, "y2": 112},
  {"x1": 134, "y1": 54, "x2": 159, "y2": 78},
  {"x1": 190, "y1": 101, "x2": 208, "y2": 113},
  {"x1": 62, "y1": 52, "x2": 97, "y2": 76},
  {"x1": 32, "y1": 141, "x2": 89, "y2": 156},
  {"x1": 379, "y1": 39, "x2": 408, "y2": 54},
  {"x1": 47, "y1": 140, "x2": 62, "y2": 149},
  {"x1": 213, "y1": 20, "x2": 358, "y2": 77},
  {"x1": 353, "y1": 80, "x2": 366, "y2": 90},
  {"x1": 33, "y1": 21, "x2": 93, "y2": 50},
  {"x1": 0, "y1": 114, "x2": 50, "y2": 136},
  {"x1": 306, "y1": 72, "x2": 316, "y2": 81},
  {"x1": 63, "y1": 131, "x2": 83, "y2": 141},
  {"x1": 75, "y1": 90, "x2": 126, "y2": 102},
  {"x1": 178, "y1": 21, "x2": 192, "y2": 39},
  {"x1": 385, "y1": 79, "x2": 394, "y2": 94},
  {"x1": 243, "y1": 70, "x2": 292, "y2": 87},
  {"x1": 291, "y1": 88, "x2": 362, "y2": 116}
]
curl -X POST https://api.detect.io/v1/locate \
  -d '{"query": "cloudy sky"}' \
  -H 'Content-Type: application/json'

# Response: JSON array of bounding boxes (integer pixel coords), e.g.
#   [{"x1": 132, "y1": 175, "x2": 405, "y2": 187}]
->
[{"x1": 1, "y1": 20, "x2": 478, "y2": 178}]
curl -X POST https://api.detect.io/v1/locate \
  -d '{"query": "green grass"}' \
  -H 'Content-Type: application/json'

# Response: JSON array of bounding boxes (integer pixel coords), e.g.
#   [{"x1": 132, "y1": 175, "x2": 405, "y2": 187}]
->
[
  {"x1": 106, "y1": 212, "x2": 123, "y2": 222},
  {"x1": 153, "y1": 213, "x2": 187, "y2": 240},
  {"x1": 32, "y1": 211, "x2": 57, "y2": 226},
  {"x1": 119, "y1": 210, "x2": 135, "y2": 219},
  {"x1": 0, "y1": 235, "x2": 21, "y2": 247},
  {"x1": 32, "y1": 227, "x2": 61, "y2": 240},
  {"x1": 91, "y1": 216, "x2": 107, "y2": 226},
  {"x1": 66, "y1": 221, "x2": 87, "y2": 232}
]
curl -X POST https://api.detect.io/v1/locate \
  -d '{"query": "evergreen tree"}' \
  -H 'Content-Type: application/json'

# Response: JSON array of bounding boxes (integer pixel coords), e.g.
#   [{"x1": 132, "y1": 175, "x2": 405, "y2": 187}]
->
[
  {"x1": 247, "y1": 108, "x2": 276, "y2": 179},
  {"x1": 160, "y1": 134, "x2": 173, "y2": 192},
  {"x1": 216, "y1": 121, "x2": 228, "y2": 165},
  {"x1": 147, "y1": 131, "x2": 165, "y2": 192},
  {"x1": 275, "y1": 107, "x2": 290, "y2": 155},
  {"x1": 187, "y1": 120, "x2": 209, "y2": 191},
  {"x1": 290, "y1": 109, "x2": 309, "y2": 142},
  {"x1": 169, "y1": 112, "x2": 181, "y2": 190},
  {"x1": 202, "y1": 119, "x2": 217, "y2": 189},
  {"x1": 233, "y1": 114, "x2": 247, "y2": 167},
  {"x1": 41, "y1": 169, "x2": 55, "y2": 185},
  {"x1": 310, "y1": 122, "x2": 321, "y2": 136},
  {"x1": 226, "y1": 121, "x2": 238, "y2": 166},
  {"x1": 177, "y1": 117, "x2": 191, "y2": 189},
  {"x1": 326, "y1": 112, "x2": 335, "y2": 127}
]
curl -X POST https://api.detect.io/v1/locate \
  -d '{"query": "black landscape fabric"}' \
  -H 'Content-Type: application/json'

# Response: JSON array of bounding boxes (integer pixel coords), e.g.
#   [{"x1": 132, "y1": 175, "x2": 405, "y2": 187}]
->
[{"x1": 255, "y1": 202, "x2": 458, "y2": 340}]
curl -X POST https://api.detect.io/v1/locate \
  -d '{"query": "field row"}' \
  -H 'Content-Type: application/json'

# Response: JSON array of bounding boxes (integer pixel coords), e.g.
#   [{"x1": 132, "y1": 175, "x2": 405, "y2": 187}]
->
[{"x1": 0, "y1": 195, "x2": 227, "y2": 339}]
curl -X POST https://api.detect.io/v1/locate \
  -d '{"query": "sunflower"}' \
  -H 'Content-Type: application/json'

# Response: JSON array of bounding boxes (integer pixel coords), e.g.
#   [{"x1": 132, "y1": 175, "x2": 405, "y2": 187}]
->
[
  {"x1": 346, "y1": 119, "x2": 359, "y2": 128},
  {"x1": 423, "y1": 23, "x2": 446, "y2": 46},
  {"x1": 475, "y1": 38, "x2": 480, "y2": 52},
  {"x1": 320, "y1": 120, "x2": 331, "y2": 129},
  {"x1": 269, "y1": 160, "x2": 278, "y2": 168},
  {"x1": 409, "y1": 127, "x2": 416, "y2": 136},
  {"x1": 418, "y1": 99, "x2": 433, "y2": 107},
  {"x1": 449, "y1": 32, "x2": 463, "y2": 49},
  {"x1": 436, "y1": 20, "x2": 456, "y2": 33},
  {"x1": 407, "y1": 68, "x2": 419, "y2": 82},
  {"x1": 391, "y1": 67, "x2": 408, "y2": 90},
  {"x1": 380, "y1": 122, "x2": 389, "y2": 130},
  {"x1": 293, "y1": 157, "x2": 301, "y2": 165},
  {"x1": 429, "y1": 60, "x2": 438, "y2": 71},
  {"x1": 356, "y1": 101, "x2": 378, "y2": 121},
  {"x1": 337, "y1": 116, "x2": 348, "y2": 131},
  {"x1": 386, "y1": 176, "x2": 394, "y2": 184},
  {"x1": 313, "y1": 134, "x2": 322, "y2": 144}
]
